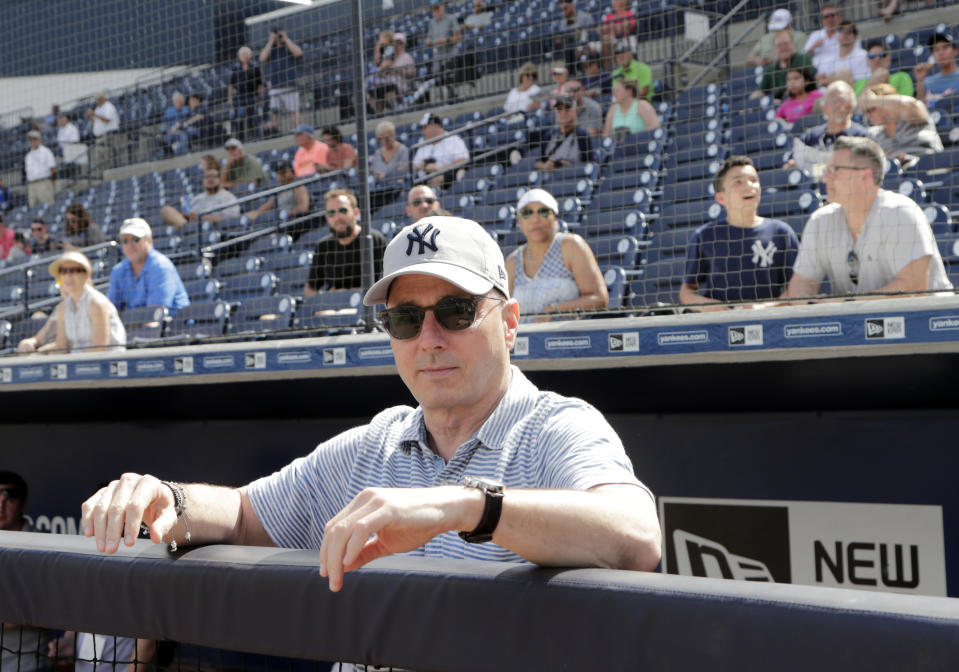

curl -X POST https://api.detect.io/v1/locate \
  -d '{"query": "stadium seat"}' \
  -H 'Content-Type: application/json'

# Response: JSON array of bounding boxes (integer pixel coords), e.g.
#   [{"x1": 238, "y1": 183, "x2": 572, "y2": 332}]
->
[
  {"x1": 165, "y1": 300, "x2": 230, "y2": 341},
  {"x1": 628, "y1": 259, "x2": 687, "y2": 309},
  {"x1": 603, "y1": 266, "x2": 627, "y2": 309},
  {"x1": 231, "y1": 295, "x2": 296, "y2": 335},
  {"x1": 120, "y1": 305, "x2": 169, "y2": 342},
  {"x1": 587, "y1": 235, "x2": 642, "y2": 268},
  {"x1": 183, "y1": 277, "x2": 223, "y2": 303},
  {"x1": 297, "y1": 290, "x2": 365, "y2": 332},
  {"x1": 581, "y1": 209, "x2": 648, "y2": 239}
]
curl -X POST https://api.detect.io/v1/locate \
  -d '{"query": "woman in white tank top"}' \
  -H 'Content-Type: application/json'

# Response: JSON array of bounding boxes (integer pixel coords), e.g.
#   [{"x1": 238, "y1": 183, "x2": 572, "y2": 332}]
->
[{"x1": 49, "y1": 251, "x2": 126, "y2": 352}]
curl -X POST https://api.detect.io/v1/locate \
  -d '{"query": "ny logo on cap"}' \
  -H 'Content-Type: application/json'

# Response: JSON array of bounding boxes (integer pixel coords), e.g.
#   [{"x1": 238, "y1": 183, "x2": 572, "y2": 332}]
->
[{"x1": 406, "y1": 223, "x2": 440, "y2": 256}]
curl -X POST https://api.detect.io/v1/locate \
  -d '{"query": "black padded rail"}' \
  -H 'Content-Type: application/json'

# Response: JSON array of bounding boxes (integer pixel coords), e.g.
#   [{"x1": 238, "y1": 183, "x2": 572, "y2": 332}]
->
[{"x1": 1, "y1": 531, "x2": 958, "y2": 671}]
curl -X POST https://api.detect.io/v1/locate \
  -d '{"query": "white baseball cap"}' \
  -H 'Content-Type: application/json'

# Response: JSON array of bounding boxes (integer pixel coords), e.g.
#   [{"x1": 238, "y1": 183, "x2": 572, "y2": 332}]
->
[
  {"x1": 363, "y1": 216, "x2": 509, "y2": 306},
  {"x1": 119, "y1": 218, "x2": 152, "y2": 240},
  {"x1": 516, "y1": 188, "x2": 559, "y2": 215},
  {"x1": 768, "y1": 9, "x2": 791, "y2": 31}
]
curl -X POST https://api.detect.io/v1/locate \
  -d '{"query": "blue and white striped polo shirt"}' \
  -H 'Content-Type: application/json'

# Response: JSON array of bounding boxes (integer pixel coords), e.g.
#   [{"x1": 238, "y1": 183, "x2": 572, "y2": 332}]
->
[{"x1": 246, "y1": 366, "x2": 649, "y2": 562}]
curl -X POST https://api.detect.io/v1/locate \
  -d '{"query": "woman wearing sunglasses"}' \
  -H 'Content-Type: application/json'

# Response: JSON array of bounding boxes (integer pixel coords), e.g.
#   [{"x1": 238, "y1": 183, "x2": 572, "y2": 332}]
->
[
  {"x1": 49, "y1": 251, "x2": 126, "y2": 353},
  {"x1": 505, "y1": 189, "x2": 607, "y2": 321}
]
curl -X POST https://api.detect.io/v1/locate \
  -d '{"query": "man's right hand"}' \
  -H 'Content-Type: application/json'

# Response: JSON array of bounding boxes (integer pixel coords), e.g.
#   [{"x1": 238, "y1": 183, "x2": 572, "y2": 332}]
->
[
  {"x1": 914, "y1": 62, "x2": 931, "y2": 82},
  {"x1": 81, "y1": 473, "x2": 177, "y2": 553}
]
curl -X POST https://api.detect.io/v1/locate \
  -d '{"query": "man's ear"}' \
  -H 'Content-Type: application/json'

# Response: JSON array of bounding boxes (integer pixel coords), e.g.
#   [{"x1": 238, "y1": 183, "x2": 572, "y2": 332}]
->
[
  {"x1": 502, "y1": 298, "x2": 520, "y2": 349},
  {"x1": 714, "y1": 191, "x2": 727, "y2": 209}
]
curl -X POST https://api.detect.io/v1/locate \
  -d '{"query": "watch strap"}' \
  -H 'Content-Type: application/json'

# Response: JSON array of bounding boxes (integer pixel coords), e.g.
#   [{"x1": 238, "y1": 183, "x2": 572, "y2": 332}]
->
[{"x1": 458, "y1": 477, "x2": 504, "y2": 544}]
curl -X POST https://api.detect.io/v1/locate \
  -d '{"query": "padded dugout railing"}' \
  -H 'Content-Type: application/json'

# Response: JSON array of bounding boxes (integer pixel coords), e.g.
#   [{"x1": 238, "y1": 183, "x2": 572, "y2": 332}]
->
[{"x1": 1, "y1": 531, "x2": 958, "y2": 671}]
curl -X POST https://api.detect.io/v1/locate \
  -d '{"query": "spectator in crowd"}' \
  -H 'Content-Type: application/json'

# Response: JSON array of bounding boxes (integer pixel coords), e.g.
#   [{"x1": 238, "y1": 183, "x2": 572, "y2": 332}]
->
[
  {"x1": 603, "y1": 79, "x2": 660, "y2": 140},
  {"x1": 804, "y1": 4, "x2": 842, "y2": 75},
  {"x1": 16, "y1": 308, "x2": 59, "y2": 353},
  {"x1": 0, "y1": 215, "x2": 15, "y2": 261},
  {"x1": 0, "y1": 177, "x2": 9, "y2": 211},
  {"x1": 406, "y1": 184, "x2": 442, "y2": 223},
  {"x1": 579, "y1": 47, "x2": 612, "y2": 98},
  {"x1": 200, "y1": 154, "x2": 220, "y2": 172},
  {"x1": 787, "y1": 81, "x2": 868, "y2": 176},
  {"x1": 855, "y1": 39, "x2": 914, "y2": 97},
  {"x1": 600, "y1": 0, "x2": 637, "y2": 66},
  {"x1": 322, "y1": 126, "x2": 357, "y2": 171},
  {"x1": 916, "y1": 33, "x2": 959, "y2": 108},
  {"x1": 536, "y1": 94, "x2": 594, "y2": 171},
  {"x1": 56, "y1": 113, "x2": 80, "y2": 144},
  {"x1": 784, "y1": 136, "x2": 952, "y2": 299},
  {"x1": 425, "y1": 1, "x2": 462, "y2": 82},
  {"x1": 6, "y1": 231, "x2": 29, "y2": 264},
  {"x1": 228, "y1": 46, "x2": 264, "y2": 141},
  {"x1": 292, "y1": 124, "x2": 331, "y2": 177},
  {"x1": 389, "y1": 33, "x2": 416, "y2": 99},
  {"x1": 373, "y1": 29, "x2": 396, "y2": 66},
  {"x1": 815, "y1": 21, "x2": 868, "y2": 86},
  {"x1": 370, "y1": 121, "x2": 410, "y2": 182},
  {"x1": 611, "y1": 42, "x2": 652, "y2": 101},
  {"x1": 504, "y1": 62, "x2": 543, "y2": 116},
  {"x1": 506, "y1": 188, "x2": 608, "y2": 321},
  {"x1": 161, "y1": 165, "x2": 240, "y2": 230},
  {"x1": 49, "y1": 630, "x2": 156, "y2": 672},
  {"x1": 681, "y1": 156, "x2": 799, "y2": 310},
  {"x1": 107, "y1": 218, "x2": 190, "y2": 313},
  {"x1": 776, "y1": 67, "x2": 822, "y2": 123},
  {"x1": 0, "y1": 472, "x2": 50, "y2": 672},
  {"x1": 305, "y1": 188, "x2": 386, "y2": 297},
  {"x1": 260, "y1": 27, "x2": 303, "y2": 134},
  {"x1": 751, "y1": 32, "x2": 815, "y2": 101},
  {"x1": 47, "y1": 251, "x2": 126, "y2": 353},
  {"x1": 28, "y1": 217, "x2": 58, "y2": 256},
  {"x1": 61, "y1": 203, "x2": 107, "y2": 251},
  {"x1": 82, "y1": 215, "x2": 661, "y2": 591},
  {"x1": 412, "y1": 113, "x2": 470, "y2": 191},
  {"x1": 549, "y1": 64, "x2": 574, "y2": 100},
  {"x1": 747, "y1": 9, "x2": 806, "y2": 68},
  {"x1": 553, "y1": 1, "x2": 594, "y2": 72},
  {"x1": 24, "y1": 130, "x2": 56, "y2": 207},
  {"x1": 222, "y1": 138, "x2": 267, "y2": 190},
  {"x1": 161, "y1": 92, "x2": 192, "y2": 155},
  {"x1": 164, "y1": 93, "x2": 207, "y2": 156},
  {"x1": 367, "y1": 47, "x2": 401, "y2": 113},
  {"x1": 85, "y1": 91, "x2": 120, "y2": 175},
  {"x1": 244, "y1": 161, "x2": 311, "y2": 224},
  {"x1": 463, "y1": 0, "x2": 492, "y2": 30},
  {"x1": 861, "y1": 83, "x2": 943, "y2": 165},
  {"x1": 567, "y1": 78, "x2": 603, "y2": 137}
]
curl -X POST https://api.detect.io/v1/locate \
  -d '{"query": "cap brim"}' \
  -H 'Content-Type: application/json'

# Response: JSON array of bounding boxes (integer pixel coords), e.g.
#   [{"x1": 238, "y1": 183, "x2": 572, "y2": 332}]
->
[{"x1": 363, "y1": 261, "x2": 495, "y2": 306}]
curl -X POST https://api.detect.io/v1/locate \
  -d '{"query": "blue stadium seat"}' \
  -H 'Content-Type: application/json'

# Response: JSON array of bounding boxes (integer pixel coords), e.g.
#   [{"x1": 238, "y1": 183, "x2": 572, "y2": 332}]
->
[
  {"x1": 603, "y1": 265, "x2": 627, "y2": 309},
  {"x1": 183, "y1": 277, "x2": 222, "y2": 303},
  {"x1": 924, "y1": 204, "x2": 954, "y2": 237},
  {"x1": 587, "y1": 235, "x2": 642, "y2": 268},
  {"x1": 655, "y1": 197, "x2": 723, "y2": 231},
  {"x1": 232, "y1": 295, "x2": 296, "y2": 334},
  {"x1": 581, "y1": 209, "x2": 648, "y2": 239},
  {"x1": 121, "y1": 305, "x2": 169, "y2": 341},
  {"x1": 592, "y1": 188, "x2": 653, "y2": 213},
  {"x1": 165, "y1": 300, "x2": 230, "y2": 340},
  {"x1": 629, "y1": 259, "x2": 687, "y2": 308},
  {"x1": 221, "y1": 271, "x2": 278, "y2": 303},
  {"x1": 297, "y1": 290, "x2": 365, "y2": 332},
  {"x1": 756, "y1": 190, "x2": 820, "y2": 220}
]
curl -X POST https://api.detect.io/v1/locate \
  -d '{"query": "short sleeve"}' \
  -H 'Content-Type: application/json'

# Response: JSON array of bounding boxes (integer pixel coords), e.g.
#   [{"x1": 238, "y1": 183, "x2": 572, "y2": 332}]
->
[
  {"x1": 682, "y1": 227, "x2": 707, "y2": 286},
  {"x1": 792, "y1": 215, "x2": 826, "y2": 283}
]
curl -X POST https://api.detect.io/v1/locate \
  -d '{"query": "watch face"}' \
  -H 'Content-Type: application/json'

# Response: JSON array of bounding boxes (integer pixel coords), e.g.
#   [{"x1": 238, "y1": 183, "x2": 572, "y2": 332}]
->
[{"x1": 463, "y1": 476, "x2": 504, "y2": 493}]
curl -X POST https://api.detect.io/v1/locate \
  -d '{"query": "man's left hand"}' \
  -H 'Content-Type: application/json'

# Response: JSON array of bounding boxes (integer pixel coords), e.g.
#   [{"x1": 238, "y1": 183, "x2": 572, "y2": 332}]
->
[{"x1": 318, "y1": 486, "x2": 479, "y2": 592}]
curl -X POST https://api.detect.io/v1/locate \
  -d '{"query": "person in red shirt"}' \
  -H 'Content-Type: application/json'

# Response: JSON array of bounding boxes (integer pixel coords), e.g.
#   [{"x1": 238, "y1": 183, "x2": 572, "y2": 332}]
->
[
  {"x1": 321, "y1": 126, "x2": 357, "y2": 172},
  {"x1": 600, "y1": 0, "x2": 637, "y2": 66},
  {"x1": 292, "y1": 124, "x2": 330, "y2": 176},
  {"x1": 0, "y1": 215, "x2": 15, "y2": 260}
]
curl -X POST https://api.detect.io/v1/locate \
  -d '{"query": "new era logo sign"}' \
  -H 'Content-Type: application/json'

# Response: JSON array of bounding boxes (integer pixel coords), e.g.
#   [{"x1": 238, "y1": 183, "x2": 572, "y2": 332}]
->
[
  {"x1": 865, "y1": 317, "x2": 905, "y2": 340},
  {"x1": 608, "y1": 332, "x2": 639, "y2": 352},
  {"x1": 673, "y1": 530, "x2": 775, "y2": 581},
  {"x1": 728, "y1": 325, "x2": 763, "y2": 347}
]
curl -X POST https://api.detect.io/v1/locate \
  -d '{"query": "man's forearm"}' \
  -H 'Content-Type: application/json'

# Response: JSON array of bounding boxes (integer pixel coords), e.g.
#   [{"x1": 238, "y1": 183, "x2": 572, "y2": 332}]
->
[
  {"x1": 169, "y1": 483, "x2": 270, "y2": 547},
  {"x1": 489, "y1": 485, "x2": 661, "y2": 571}
]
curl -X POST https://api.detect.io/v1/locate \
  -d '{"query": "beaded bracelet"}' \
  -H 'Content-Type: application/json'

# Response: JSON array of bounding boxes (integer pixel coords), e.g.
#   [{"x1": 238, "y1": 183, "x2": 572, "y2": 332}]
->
[{"x1": 141, "y1": 481, "x2": 192, "y2": 552}]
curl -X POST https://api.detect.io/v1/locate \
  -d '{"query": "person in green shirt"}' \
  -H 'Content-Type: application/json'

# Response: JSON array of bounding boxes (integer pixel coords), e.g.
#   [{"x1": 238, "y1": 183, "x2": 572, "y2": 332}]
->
[
  {"x1": 611, "y1": 42, "x2": 652, "y2": 101},
  {"x1": 751, "y1": 31, "x2": 816, "y2": 101},
  {"x1": 854, "y1": 40, "x2": 914, "y2": 98},
  {"x1": 222, "y1": 138, "x2": 268, "y2": 191}
]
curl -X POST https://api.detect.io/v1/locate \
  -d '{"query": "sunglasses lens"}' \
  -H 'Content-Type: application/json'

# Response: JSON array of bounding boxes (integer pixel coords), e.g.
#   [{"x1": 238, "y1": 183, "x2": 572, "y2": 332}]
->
[
  {"x1": 382, "y1": 306, "x2": 424, "y2": 339},
  {"x1": 434, "y1": 297, "x2": 477, "y2": 331}
]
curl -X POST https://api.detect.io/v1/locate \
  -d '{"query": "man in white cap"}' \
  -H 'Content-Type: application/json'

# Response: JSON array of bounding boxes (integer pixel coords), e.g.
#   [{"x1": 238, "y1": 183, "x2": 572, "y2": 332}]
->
[
  {"x1": 83, "y1": 216, "x2": 662, "y2": 594},
  {"x1": 747, "y1": 9, "x2": 806, "y2": 67},
  {"x1": 85, "y1": 90, "x2": 120, "y2": 175},
  {"x1": 107, "y1": 218, "x2": 190, "y2": 314},
  {"x1": 24, "y1": 130, "x2": 57, "y2": 206}
]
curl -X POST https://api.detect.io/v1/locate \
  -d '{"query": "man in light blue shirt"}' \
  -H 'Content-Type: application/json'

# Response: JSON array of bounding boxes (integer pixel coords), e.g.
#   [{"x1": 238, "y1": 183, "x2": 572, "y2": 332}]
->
[
  {"x1": 83, "y1": 217, "x2": 661, "y2": 593},
  {"x1": 107, "y1": 218, "x2": 190, "y2": 314},
  {"x1": 916, "y1": 33, "x2": 959, "y2": 108}
]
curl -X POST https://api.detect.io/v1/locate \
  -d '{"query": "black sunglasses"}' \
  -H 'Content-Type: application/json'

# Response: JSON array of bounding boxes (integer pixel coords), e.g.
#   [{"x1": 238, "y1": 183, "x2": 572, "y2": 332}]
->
[
  {"x1": 847, "y1": 249, "x2": 859, "y2": 286},
  {"x1": 519, "y1": 207, "x2": 554, "y2": 219},
  {"x1": 59, "y1": 266, "x2": 88, "y2": 275},
  {"x1": 379, "y1": 295, "x2": 503, "y2": 340},
  {"x1": 867, "y1": 52, "x2": 887, "y2": 59},
  {"x1": 325, "y1": 207, "x2": 351, "y2": 217},
  {"x1": 119, "y1": 235, "x2": 142, "y2": 244},
  {"x1": 410, "y1": 197, "x2": 437, "y2": 207}
]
